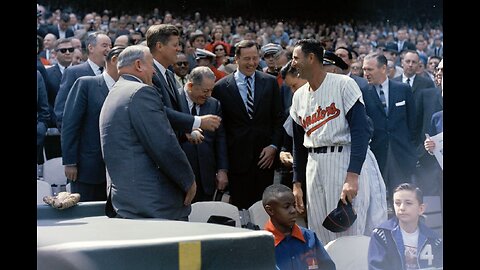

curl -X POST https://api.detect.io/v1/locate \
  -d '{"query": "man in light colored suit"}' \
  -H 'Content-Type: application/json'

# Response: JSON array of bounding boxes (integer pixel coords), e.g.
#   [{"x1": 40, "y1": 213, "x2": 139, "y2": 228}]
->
[
  {"x1": 61, "y1": 46, "x2": 125, "y2": 202},
  {"x1": 54, "y1": 32, "x2": 111, "y2": 130},
  {"x1": 100, "y1": 45, "x2": 196, "y2": 220},
  {"x1": 180, "y1": 67, "x2": 229, "y2": 202},
  {"x1": 361, "y1": 52, "x2": 417, "y2": 203}
]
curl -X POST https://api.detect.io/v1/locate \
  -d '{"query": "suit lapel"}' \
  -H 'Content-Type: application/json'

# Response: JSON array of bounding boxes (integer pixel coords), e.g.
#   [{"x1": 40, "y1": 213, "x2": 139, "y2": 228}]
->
[
  {"x1": 252, "y1": 72, "x2": 265, "y2": 113},
  {"x1": 97, "y1": 75, "x2": 109, "y2": 98}
]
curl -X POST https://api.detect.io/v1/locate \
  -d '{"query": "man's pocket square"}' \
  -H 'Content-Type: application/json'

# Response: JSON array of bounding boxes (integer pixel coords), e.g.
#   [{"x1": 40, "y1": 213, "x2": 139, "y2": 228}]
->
[{"x1": 395, "y1": 100, "x2": 406, "y2": 106}]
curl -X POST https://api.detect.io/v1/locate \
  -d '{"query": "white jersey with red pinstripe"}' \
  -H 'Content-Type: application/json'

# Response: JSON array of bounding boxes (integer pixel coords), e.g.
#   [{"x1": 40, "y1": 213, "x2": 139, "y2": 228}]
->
[{"x1": 290, "y1": 73, "x2": 387, "y2": 244}]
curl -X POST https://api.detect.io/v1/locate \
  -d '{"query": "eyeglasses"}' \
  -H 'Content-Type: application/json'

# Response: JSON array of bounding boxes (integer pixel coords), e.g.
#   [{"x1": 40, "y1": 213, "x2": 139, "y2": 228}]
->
[
  {"x1": 57, "y1": 47, "x2": 75, "y2": 53},
  {"x1": 215, "y1": 48, "x2": 224, "y2": 51},
  {"x1": 176, "y1": 61, "x2": 188, "y2": 67}
]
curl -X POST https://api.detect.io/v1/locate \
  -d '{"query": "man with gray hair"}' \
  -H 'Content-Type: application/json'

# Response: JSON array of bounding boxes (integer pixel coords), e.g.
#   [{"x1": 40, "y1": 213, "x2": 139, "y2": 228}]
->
[
  {"x1": 99, "y1": 45, "x2": 196, "y2": 219},
  {"x1": 179, "y1": 66, "x2": 229, "y2": 202}
]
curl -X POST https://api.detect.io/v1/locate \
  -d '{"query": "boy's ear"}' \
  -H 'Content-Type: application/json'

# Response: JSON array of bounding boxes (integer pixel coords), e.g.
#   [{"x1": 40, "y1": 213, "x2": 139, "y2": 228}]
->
[
  {"x1": 264, "y1": 204, "x2": 274, "y2": 216},
  {"x1": 418, "y1": 203, "x2": 426, "y2": 216}
]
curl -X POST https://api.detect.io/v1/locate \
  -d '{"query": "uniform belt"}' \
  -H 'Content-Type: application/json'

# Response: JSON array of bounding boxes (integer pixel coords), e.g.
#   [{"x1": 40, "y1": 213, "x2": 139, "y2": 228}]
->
[{"x1": 307, "y1": 146, "x2": 343, "y2": 154}]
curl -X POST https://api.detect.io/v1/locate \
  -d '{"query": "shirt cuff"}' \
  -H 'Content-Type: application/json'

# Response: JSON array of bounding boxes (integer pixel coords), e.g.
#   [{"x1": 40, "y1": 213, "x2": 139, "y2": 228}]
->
[
  {"x1": 269, "y1": 144, "x2": 278, "y2": 150},
  {"x1": 192, "y1": 116, "x2": 201, "y2": 130}
]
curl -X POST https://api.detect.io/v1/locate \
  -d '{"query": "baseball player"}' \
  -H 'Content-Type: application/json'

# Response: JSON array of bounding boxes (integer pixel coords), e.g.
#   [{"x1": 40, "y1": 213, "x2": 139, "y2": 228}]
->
[{"x1": 290, "y1": 39, "x2": 387, "y2": 244}]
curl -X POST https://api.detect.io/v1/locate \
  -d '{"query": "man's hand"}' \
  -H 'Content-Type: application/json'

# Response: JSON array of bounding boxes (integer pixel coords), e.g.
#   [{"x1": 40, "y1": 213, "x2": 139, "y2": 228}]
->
[
  {"x1": 258, "y1": 145, "x2": 277, "y2": 169},
  {"x1": 216, "y1": 170, "x2": 228, "y2": 190},
  {"x1": 186, "y1": 128, "x2": 204, "y2": 144},
  {"x1": 199, "y1": 114, "x2": 221, "y2": 132},
  {"x1": 65, "y1": 165, "x2": 78, "y2": 182},
  {"x1": 340, "y1": 172, "x2": 359, "y2": 204},
  {"x1": 184, "y1": 181, "x2": 197, "y2": 206},
  {"x1": 279, "y1": 151, "x2": 293, "y2": 168},
  {"x1": 293, "y1": 181, "x2": 305, "y2": 214},
  {"x1": 424, "y1": 137, "x2": 436, "y2": 154}
]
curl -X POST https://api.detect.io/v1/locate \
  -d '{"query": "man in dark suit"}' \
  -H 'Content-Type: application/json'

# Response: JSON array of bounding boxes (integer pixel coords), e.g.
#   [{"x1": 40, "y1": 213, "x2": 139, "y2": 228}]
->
[
  {"x1": 212, "y1": 40, "x2": 284, "y2": 210},
  {"x1": 54, "y1": 32, "x2": 111, "y2": 130},
  {"x1": 393, "y1": 50, "x2": 442, "y2": 196},
  {"x1": 180, "y1": 67, "x2": 229, "y2": 202},
  {"x1": 44, "y1": 38, "x2": 74, "y2": 160},
  {"x1": 386, "y1": 28, "x2": 415, "y2": 54},
  {"x1": 37, "y1": 71, "x2": 50, "y2": 165},
  {"x1": 61, "y1": 46, "x2": 125, "y2": 202},
  {"x1": 99, "y1": 45, "x2": 196, "y2": 220},
  {"x1": 47, "y1": 13, "x2": 74, "y2": 39},
  {"x1": 146, "y1": 24, "x2": 221, "y2": 138},
  {"x1": 361, "y1": 52, "x2": 417, "y2": 200}
]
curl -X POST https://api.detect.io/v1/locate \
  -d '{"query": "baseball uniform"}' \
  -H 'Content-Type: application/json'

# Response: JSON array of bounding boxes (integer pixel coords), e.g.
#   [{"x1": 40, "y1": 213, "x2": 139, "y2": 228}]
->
[{"x1": 290, "y1": 73, "x2": 387, "y2": 244}]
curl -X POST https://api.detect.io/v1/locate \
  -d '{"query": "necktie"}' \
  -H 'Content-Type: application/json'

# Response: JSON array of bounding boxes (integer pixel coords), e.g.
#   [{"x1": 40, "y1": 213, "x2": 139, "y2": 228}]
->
[
  {"x1": 378, "y1": 84, "x2": 387, "y2": 114},
  {"x1": 245, "y1": 76, "x2": 254, "y2": 119},
  {"x1": 191, "y1": 103, "x2": 197, "y2": 116},
  {"x1": 406, "y1": 77, "x2": 411, "y2": 87},
  {"x1": 98, "y1": 66, "x2": 104, "y2": 74}
]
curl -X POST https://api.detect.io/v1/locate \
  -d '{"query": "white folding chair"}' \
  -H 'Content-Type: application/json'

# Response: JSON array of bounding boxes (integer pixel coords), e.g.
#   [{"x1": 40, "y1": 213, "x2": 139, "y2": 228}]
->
[
  {"x1": 43, "y1": 157, "x2": 67, "y2": 186},
  {"x1": 37, "y1": 180, "x2": 52, "y2": 204},
  {"x1": 248, "y1": 200, "x2": 269, "y2": 229},
  {"x1": 324, "y1": 235, "x2": 370, "y2": 270},
  {"x1": 189, "y1": 201, "x2": 241, "y2": 227}
]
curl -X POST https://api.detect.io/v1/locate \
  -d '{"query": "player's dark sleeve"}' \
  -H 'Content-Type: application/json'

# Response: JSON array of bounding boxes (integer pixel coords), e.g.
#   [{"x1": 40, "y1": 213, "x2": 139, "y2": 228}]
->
[
  {"x1": 346, "y1": 100, "x2": 369, "y2": 174},
  {"x1": 292, "y1": 121, "x2": 307, "y2": 183}
]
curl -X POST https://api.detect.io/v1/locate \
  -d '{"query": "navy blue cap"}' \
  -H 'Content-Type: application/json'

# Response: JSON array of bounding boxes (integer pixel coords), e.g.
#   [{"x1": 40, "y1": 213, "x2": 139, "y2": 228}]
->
[{"x1": 322, "y1": 198, "x2": 357, "y2": 232}]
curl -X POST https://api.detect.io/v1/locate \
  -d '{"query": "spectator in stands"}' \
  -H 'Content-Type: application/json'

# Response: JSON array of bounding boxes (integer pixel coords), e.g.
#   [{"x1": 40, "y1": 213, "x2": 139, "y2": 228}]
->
[
  {"x1": 335, "y1": 46, "x2": 368, "y2": 89},
  {"x1": 368, "y1": 183, "x2": 443, "y2": 270},
  {"x1": 48, "y1": 13, "x2": 74, "y2": 39},
  {"x1": 263, "y1": 184, "x2": 336, "y2": 270},
  {"x1": 173, "y1": 52, "x2": 190, "y2": 88},
  {"x1": 195, "y1": 48, "x2": 227, "y2": 82},
  {"x1": 71, "y1": 48, "x2": 84, "y2": 65}
]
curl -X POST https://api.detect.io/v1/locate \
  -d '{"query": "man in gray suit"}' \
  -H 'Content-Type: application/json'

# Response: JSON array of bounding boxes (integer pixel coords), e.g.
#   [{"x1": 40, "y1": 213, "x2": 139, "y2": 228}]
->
[
  {"x1": 180, "y1": 67, "x2": 229, "y2": 202},
  {"x1": 61, "y1": 46, "x2": 125, "y2": 202},
  {"x1": 54, "y1": 32, "x2": 112, "y2": 130},
  {"x1": 100, "y1": 45, "x2": 196, "y2": 220}
]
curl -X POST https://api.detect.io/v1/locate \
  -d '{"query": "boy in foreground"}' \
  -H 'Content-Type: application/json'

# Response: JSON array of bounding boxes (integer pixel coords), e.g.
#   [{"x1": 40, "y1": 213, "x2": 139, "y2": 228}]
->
[
  {"x1": 368, "y1": 183, "x2": 443, "y2": 269},
  {"x1": 263, "y1": 184, "x2": 336, "y2": 270}
]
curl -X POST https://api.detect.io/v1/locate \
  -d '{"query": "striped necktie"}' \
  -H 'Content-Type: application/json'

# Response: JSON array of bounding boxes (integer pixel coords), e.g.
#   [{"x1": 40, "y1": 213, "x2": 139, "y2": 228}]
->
[
  {"x1": 378, "y1": 84, "x2": 387, "y2": 114},
  {"x1": 245, "y1": 76, "x2": 254, "y2": 119}
]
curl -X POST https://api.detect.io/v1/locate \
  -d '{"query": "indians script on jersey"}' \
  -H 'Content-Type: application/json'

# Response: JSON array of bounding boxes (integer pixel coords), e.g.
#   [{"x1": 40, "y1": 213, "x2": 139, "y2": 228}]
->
[{"x1": 298, "y1": 102, "x2": 340, "y2": 136}]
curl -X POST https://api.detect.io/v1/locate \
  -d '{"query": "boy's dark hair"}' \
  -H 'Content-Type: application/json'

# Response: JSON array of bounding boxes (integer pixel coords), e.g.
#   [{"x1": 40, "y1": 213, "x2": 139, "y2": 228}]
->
[
  {"x1": 262, "y1": 184, "x2": 292, "y2": 207},
  {"x1": 393, "y1": 183, "x2": 423, "y2": 204},
  {"x1": 279, "y1": 60, "x2": 299, "y2": 80}
]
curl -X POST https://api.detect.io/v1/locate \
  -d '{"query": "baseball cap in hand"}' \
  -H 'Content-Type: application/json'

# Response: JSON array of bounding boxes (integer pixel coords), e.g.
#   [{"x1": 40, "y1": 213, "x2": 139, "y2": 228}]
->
[{"x1": 322, "y1": 198, "x2": 357, "y2": 232}]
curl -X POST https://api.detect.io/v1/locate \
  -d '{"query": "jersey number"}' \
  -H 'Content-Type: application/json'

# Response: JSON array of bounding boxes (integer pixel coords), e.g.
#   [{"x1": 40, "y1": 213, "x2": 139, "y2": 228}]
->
[{"x1": 419, "y1": 244, "x2": 433, "y2": 265}]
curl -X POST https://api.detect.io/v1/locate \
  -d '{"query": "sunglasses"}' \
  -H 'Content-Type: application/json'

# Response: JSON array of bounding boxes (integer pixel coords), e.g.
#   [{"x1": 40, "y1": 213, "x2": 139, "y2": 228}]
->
[
  {"x1": 57, "y1": 47, "x2": 75, "y2": 53},
  {"x1": 176, "y1": 61, "x2": 188, "y2": 67},
  {"x1": 215, "y1": 48, "x2": 224, "y2": 51}
]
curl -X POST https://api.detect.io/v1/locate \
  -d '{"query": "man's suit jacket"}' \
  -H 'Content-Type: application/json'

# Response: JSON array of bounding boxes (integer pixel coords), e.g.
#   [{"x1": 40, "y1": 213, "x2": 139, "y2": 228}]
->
[
  {"x1": 350, "y1": 74, "x2": 369, "y2": 89},
  {"x1": 99, "y1": 75, "x2": 195, "y2": 220},
  {"x1": 37, "y1": 71, "x2": 50, "y2": 146},
  {"x1": 54, "y1": 61, "x2": 95, "y2": 129},
  {"x1": 212, "y1": 70, "x2": 283, "y2": 173},
  {"x1": 48, "y1": 25, "x2": 74, "y2": 39},
  {"x1": 361, "y1": 79, "x2": 417, "y2": 176},
  {"x1": 393, "y1": 75, "x2": 436, "y2": 152},
  {"x1": 46, "y1": 64, "x2": 63, "y2": 126},
  {"x1": 179, "y1": 92, "x2": 228, "y2": 196},
  {"x1": 61, "y1": 75, "x2": 108, "y2": 185},
  {"x1": 152, "y1": 65, "x2": 193, "y2": 133}
]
